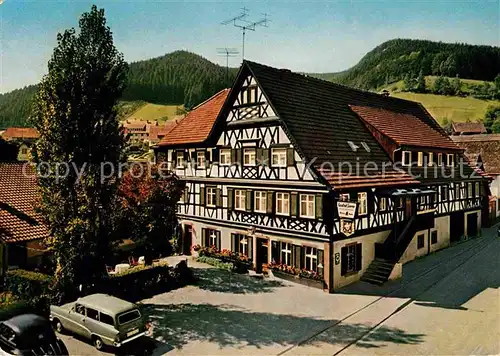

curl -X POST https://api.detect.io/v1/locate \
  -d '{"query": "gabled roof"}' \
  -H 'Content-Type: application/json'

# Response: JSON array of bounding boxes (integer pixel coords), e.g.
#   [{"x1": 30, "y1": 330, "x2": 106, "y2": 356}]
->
[
  {"x1": 350, "y1": 105, "x2": 459, "y2": 150},
  {"x1": 158, "y1": 89, "x2": 230, "y2": 147},
  {"x1": 0, "y1": 163, "x2": 49, "y2": 244},
  {"x1": 2, "y1": 127, "x2": 39, "y2": 140},
  {"x1": 452, "y1": 122, "x2": 486, "y2": 135},
  {"x1": 241, "y1": 61, "x2": 468, "y2": 188},
  {"x1": 451, "y1": 134, "x2": 500, "y2": 175}
]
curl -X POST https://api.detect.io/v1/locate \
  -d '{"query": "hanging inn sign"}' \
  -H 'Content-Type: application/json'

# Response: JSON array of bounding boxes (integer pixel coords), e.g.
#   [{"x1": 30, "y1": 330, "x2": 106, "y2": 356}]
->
[{"x1": 338, "y1": 201, "x2": 357, "y2": 236}]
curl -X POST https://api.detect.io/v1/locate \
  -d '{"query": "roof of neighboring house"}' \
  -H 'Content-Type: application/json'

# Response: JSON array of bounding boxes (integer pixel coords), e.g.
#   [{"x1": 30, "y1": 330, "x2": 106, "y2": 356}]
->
[
  {"x1": 147, "y1": 120, "x2": 178, "y2": 142},
  {"x1": 0, "y1": 163, "x2": 49, "y2": 244},
  {"x1": 1, "y1": 127, "x2": 39, "y2": 140},
  {"x1": 451, "y1": 135, "x2": 500, "y2": 175},
  {"x1": 350, "y1": 105, "x2": 460, "y2": 150},
  {"x1": 452, "y1": 122, "x2": 486, "y2": 135},
  {"x1": 158, "y1": 89, "x2": 230, "y2": 146}
]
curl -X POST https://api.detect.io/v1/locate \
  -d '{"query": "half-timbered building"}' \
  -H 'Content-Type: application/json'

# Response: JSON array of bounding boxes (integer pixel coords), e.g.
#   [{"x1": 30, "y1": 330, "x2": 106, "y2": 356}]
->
[{"x1": 155, "y1": 61, "x2": 487, "y2": 292}]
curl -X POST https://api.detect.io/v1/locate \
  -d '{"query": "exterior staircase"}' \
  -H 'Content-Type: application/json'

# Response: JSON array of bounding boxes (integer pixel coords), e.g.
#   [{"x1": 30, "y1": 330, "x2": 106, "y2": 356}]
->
[
  {"x1": 361, "y1": 211, "x2": 434, "y2": 285},
  {"x1": 360, "y1": 258, "x2": 395, "y2": 285}
]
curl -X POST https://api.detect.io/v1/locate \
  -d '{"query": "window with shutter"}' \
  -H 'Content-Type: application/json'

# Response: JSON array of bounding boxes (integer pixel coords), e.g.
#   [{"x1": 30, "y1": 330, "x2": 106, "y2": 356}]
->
[
  {"x1": 299, "y1": 194, "x2": 315, "y2": 218},
  {"x1": 293, "y1": 245, "x2": 303, "y2": 268},
  {"x1": 290, "y1": 193, "x2": 298, "y2": 217},
  {"x1": 227, "y1": 188, "x2": 234, "y2": 210},
  {"x1": 286, "y1": 148, "x2": 295, "y2": 167},
  {"x1": 315, "y1": 194, "x2": 323, "y2": 220},
  {"x1": 342, "y1": 243, "x2": 362, "y2": 275}
]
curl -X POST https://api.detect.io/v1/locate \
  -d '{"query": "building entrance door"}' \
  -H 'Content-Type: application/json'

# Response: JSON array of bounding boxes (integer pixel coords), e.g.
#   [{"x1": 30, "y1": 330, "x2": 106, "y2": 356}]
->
[
  {"x1": 467, "y1": 213, "x2": 478, "y2": 237},
  {"x1": 256, "y1": 238, "x2": 269, "y2": 274}
]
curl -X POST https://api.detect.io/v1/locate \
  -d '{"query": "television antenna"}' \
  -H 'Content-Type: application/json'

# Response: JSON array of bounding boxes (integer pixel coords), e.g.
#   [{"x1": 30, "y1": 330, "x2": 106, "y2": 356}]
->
[
  {"x1": 217, "y1": 48, "x2": 239, "y2": 87},
  {"x1": 221, "y1": 8, "x2": 269, "y2": 62}
]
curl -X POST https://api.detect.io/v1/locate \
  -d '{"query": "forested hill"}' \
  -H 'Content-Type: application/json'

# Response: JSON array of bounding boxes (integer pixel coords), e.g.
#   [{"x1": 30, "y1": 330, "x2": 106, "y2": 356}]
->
[
  {"x1": 312, "y1": 39, "x2": 500, "y2": 89},
  {"x1": 123, "y1": 50, "x2": 234, "y2": 107},
  {"x1": 0, "y1": 51, "x2": 234, "y2": 128}
]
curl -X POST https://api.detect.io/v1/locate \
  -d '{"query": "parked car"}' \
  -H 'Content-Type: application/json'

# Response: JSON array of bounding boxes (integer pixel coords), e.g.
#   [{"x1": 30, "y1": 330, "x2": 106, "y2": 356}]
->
[
  {"x1": 0, "y1": 314, "x2": 68, "y2": 356},
  {"x1": 50, "y1": 293, "x2": 147, "y2": 351}
]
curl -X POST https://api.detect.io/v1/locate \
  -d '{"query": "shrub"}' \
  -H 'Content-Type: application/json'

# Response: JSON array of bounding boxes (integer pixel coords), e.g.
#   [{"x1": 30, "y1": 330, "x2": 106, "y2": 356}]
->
[
  {"x1": 196, "y1": 256, "x2": 234, "y2": 271},
  {"x1": 4, "y1": 269, "x2": 54, "y2": 313},
  {"x1": 196, "y1": 247, "x2": 251, "y2": 273}
]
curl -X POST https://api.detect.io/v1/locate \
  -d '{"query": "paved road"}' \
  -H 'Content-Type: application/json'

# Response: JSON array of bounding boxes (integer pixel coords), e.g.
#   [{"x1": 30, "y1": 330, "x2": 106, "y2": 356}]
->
[{"x1": 61, "y1": 228, "x2": 500, "y2": 355}]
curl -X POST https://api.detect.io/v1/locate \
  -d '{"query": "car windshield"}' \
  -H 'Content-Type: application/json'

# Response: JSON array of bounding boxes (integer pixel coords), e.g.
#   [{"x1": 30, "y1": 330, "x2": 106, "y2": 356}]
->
[{"x1": 117, "y1": 309, "x2": 141, "y2": 325}]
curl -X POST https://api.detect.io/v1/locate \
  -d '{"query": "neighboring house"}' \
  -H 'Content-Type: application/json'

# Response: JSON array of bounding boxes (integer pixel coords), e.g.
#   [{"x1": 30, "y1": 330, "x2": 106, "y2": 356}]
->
[
  {"x1": 0, "y1": 163, "x2": 49, "y2": 275},
  {"x1": 451, "y1": 122, "x2": 487, "y2": 135},
  {"x1": 155, "y1": 61, "x2": 486, "y2": 292},
  {"x1": 452, "y1": 134, "x2": 500, "y2": 223},
  {"x1": 1, "y1": 128, "x2": 40, "y2": 161}
]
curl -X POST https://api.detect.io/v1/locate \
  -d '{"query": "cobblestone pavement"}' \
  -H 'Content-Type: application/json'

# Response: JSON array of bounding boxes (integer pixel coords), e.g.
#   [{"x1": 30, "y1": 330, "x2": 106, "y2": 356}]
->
[{"x1": 61, "y1": 226, "x2": 499, "y2": 355}]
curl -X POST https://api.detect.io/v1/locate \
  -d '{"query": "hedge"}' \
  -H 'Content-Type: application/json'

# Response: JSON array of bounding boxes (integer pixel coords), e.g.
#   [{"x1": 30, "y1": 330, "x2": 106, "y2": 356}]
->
[
  {"x1": 4, "y1": 269, "x2": 54, "y2": 314},
  {"x1": 99, "y1": 260, "x2": 195, "y2": 302},
  {"x1": 196, "y1": 256, "x2": 234, "y2": 271}
]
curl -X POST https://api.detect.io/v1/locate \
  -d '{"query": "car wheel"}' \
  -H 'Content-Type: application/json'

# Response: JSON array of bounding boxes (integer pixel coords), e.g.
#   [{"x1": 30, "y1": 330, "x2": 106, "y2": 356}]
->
[
  {"x1": 93, "y1": 336, "x2": 104, "y2": 351},
  {"x1": 53, "y1": 319, "x2": 64, "y2": 334}
]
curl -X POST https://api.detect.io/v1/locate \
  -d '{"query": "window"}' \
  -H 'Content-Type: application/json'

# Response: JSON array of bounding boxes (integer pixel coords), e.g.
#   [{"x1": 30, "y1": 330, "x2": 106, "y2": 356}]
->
[
  {"x1": 21, "y1": 147, "x2": 28, "y2": 154},
  {"x1": 437, "y1": 153, "x2": 443, "y2": 166},
  {"x1": 202, "y1": 228, "x2": 220, "y2": 249},
  {"x1": 271, "y1": 148, "x2": 287, "y2": 167},
  {"x1": 118, "y1": 309, "x2": 141, "y2": 325},
  {"x1": 340, "y1": 193, "x2": 349, "y2": 202},
  {"x1": 417, "y1": 234, "x2": 425, "y2": 249},
  {"x1": 342, "y1": 243, "x2": 361, "y2": 275},
  {"x1": 239, "y1": 236, "x2": 248, "y2": 256},
  {"x1": 209, "y1": 231, "x2": 218, "y2": 247},
  {"x1": 276, "y1": 192, "x2": 290, "y2": 215},
  {"x1": 455, "y1": 183, "x2": 461, "y2": 199},
  {"x1": 304, "y1": 246, "x2": 317, "y2": 271},
  {"x1": 431, "y1": 230, "x2": 438, "y2": 245},
  {"x1": 441, "y1": 185, "x2": 449, "y2": 201},
  {"x1": 176, "y1": 153, "x2": 184, "y2": 168},
  {"x1": 281, "y1": 242, "x2": 292, "y2": 265},
  {"x1": 379, "y1": 197, "x2": 387, "y2": 211},
  {"x1": 447, "y1": 154, "x2": 454, "y2": 167},
  {"x1": 300, "y1": 194, "x2": 315, "y2": 218},
  {"x1": 243, "y1": 148, "x2": 256, "y2": 166},
  {"x1": 86, "y1": 308, "x2": 99, "y2": 321},
  {"x1": 235, "y1": 190, "x2": 246, "y2": 211},
  {"x1": 100, "y1": 313, "x2": 114, "y2": 326},
  {"x1": 197, "y1": 151, "x2": 206, "y2": 168},
  {"x1": 75, "y1": 304, "x2": 85, "y2": 315},
  {"x1": 428, "y1": 152, "x2": 434, "y2": 166},
  {"x1": 468, "y1": 183, "x2": 473, "y2": 198},
  {"x1": 254, "y1": 191, "x2": 267, "y2": 213},
  {"x1": 220, "y1": 149, "x2": 231, "y2": 165},
  {"x1": 358, "y1": 192, "x2": 368, "y2": 215},
  {"x1": 417, "y1": 152, "x2": 423, "y2": 166},
  {"x1": 475, "y1": 182, "x2": 480, "y2": 197},
  {"x1": 242, "y1": 85, "x2": 257, "y2": 104},
  {"x1": 402, "y1": 151, "x2": 411, "y2": 166},
  {"x1": 206, "y1": 187, "x2": 216, "y2": 207}
]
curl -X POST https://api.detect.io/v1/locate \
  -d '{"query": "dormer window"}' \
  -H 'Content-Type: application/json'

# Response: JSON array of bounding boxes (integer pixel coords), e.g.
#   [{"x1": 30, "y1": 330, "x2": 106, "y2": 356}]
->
[
  {"x1": 437, "y1": 153, "x2": 443, "y2": 166},
  {"x1": 428, "y1": 152, "x2": 434, "y2": 166},
  {"x1": 241, "y1": 85, "x2": 258, "y2": 104},
  {"x1": 402, "y1": 151, "x2": 411, "y2": 166},
  {"x1": 447, "y1": 154, "x2": 454, "y2": 167},
  {"x1": 417, "y1": 152, "x2": 423, "y2": 167}
]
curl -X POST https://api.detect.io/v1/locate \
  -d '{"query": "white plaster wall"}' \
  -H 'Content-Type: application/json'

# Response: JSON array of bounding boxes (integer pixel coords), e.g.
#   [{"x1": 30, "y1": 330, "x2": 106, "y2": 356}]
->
[
  {"x1": 399, "y1": 229, "x2": 429, "y2": 264},
  {"x1": 429, "y1": 215, "x2": 451, "y2": 253},
  {"x1": 332, "y1": 230, "x2": 391, "y2": 290}
]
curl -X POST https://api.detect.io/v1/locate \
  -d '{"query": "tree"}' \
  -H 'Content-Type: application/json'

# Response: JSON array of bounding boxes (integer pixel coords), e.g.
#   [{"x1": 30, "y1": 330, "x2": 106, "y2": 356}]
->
[
  {"x1": 402, "y1": 73, "x2": 414, "y2": 92},
  {"x1": 118, "y1": 164, "x2": 184, "y2": 265},
  {"x1": 451, "y1": 75, "x2": 462, "y2": 96},
  {"x1": 30, "y1": 5, "x2": 128, "y2": 302},
  {"x1": 415, "y1": 70, "x2": 426, "y2": 93},
  {"x1": 483, "y1": 106, "x2": 500, "y2": 133},
  {"x1": 441, "y1": 118, "x2": 453, "y2": 135},
  {"x1": 494, "y1": 74, "x2": 500, "y2": 99},
  {"x1": 491, "y1": 118, "x2": 500, "y2": 133}
]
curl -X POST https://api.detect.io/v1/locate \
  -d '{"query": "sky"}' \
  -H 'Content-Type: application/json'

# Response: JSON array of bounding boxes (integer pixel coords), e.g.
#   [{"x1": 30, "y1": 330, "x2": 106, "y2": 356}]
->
[{"x1": 0, "y1": 0, "x2": 499, "y2": 93}]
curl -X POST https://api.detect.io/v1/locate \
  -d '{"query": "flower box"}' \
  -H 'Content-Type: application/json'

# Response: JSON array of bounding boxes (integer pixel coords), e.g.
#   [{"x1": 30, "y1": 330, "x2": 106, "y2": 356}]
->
[{"x1": 271, "y1": 269, "x2": 325, "y2": 290}]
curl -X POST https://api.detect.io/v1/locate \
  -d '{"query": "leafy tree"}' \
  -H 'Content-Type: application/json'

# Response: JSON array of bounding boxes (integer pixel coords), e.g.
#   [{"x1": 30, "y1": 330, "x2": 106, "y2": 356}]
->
[
  {"x1": 402, "y1": 73, "x2": 414, "y2": 92},
  {"x1": 441, "y1": 118, "x2": 453, "y2": 135},
  {"x1": 491, "y1": 118, "x2": 500, "y2": 133},
  {"x1": 415, "y1": 70, "x2": 426, "y2": 93},
  {"x1": 0, "y1": 137, "x2": 19, "y2": 161},
  {"x1": 483, "y1": 106, "x2": 500, "y2": 133},
  {"x1": 118, "y1": 164, "x2": 184, "y2": 265},
  {"x1": 431, "y1": 52, "x2": 449, "y2": 75},
  {"x1": 30, "y1": 5, "x2": 128, "y2": 302},
  {"x1": 451, "y1": 75, "x2": 462, "y2": 96}
]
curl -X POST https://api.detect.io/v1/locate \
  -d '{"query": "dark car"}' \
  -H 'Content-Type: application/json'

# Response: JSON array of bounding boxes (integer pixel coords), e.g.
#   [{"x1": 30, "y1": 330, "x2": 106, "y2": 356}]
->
[{"x1": 0, "y1": 314, "x2": 68, "y2": 356}]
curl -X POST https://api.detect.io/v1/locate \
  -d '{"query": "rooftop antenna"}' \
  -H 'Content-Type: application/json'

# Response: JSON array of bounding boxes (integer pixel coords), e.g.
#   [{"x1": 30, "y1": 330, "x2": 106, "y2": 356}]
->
[
  {"x1": 217, "y1": 48, "x2": 239, "y2": 87},
  {"x1": 221, "y1": 8, "x2": 269, "y2": 62}
]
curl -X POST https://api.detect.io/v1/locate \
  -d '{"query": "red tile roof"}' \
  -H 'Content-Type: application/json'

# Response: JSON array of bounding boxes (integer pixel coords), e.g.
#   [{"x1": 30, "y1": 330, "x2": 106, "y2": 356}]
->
[
  {"x1": 148, "y1": 120, "x2": 178, "y2": 142},
  {"x1": 318, "y1": 169, "x2": 420, "y2": 190},
  {"x1": 158, "y1": 89, "x2": 229, "y2": 146},
  {"x1": 0, "y1": 163, "x2": 49, "y2": 244},
  {"x1": 452, "y1": 122, "x2": 486, "y2": 135},
  {"x1": 2, "y1": 127, "x2": 39, "y2": 140},
  {"x1": 350, "y1": 105, "x2": 460, "y2": 150},
  {"x1": 451, "y1": 134, "x2": 500, "y2": 175}
]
